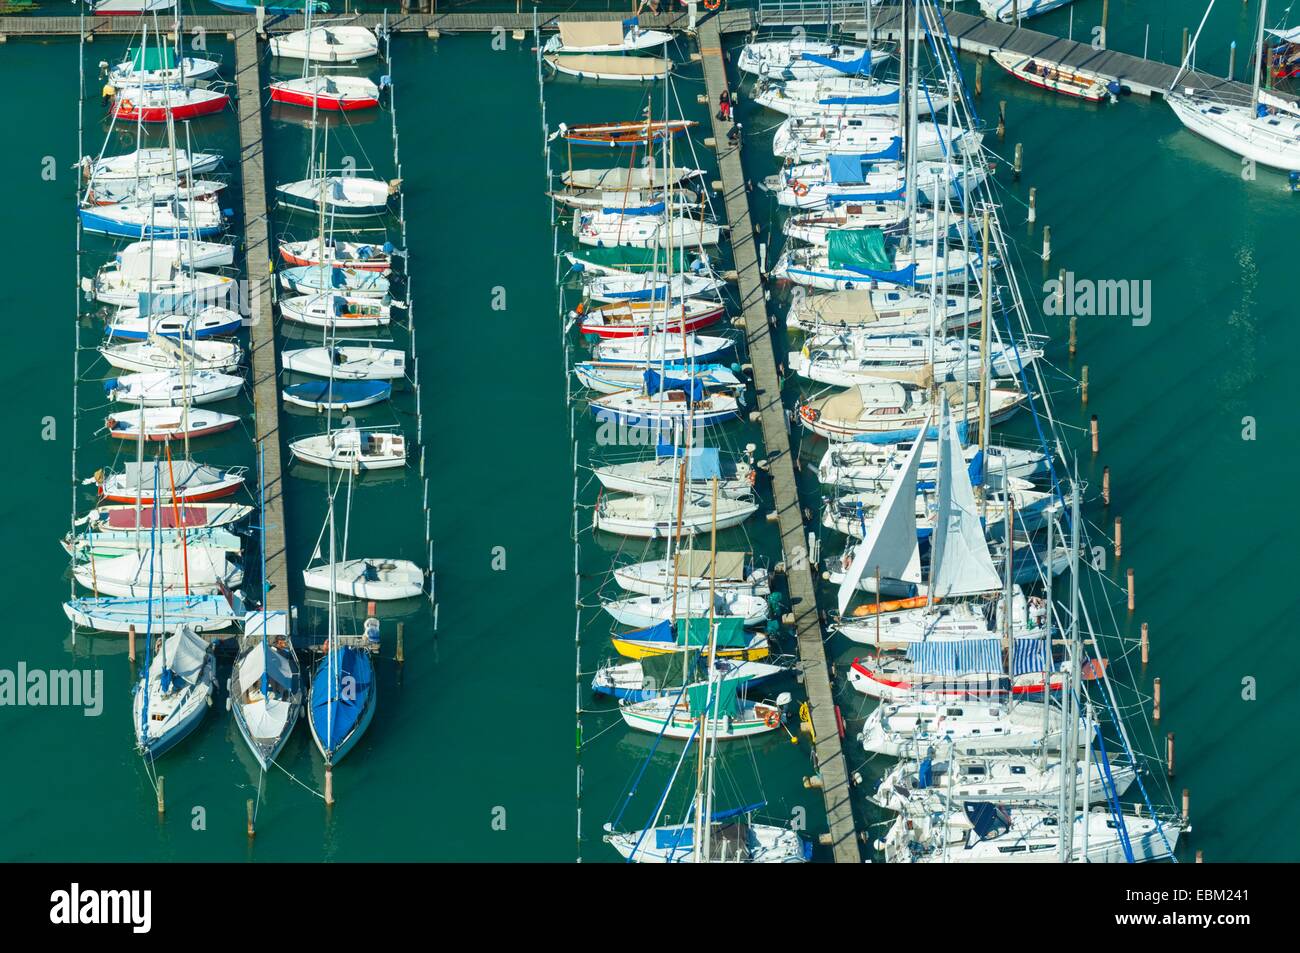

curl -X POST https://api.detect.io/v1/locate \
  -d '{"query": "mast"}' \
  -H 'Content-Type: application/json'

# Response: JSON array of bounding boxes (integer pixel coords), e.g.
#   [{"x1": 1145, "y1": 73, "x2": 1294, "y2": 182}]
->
[
  {"x1": 1251, "y1": 0, "x2": 1268, "y2": 108},
  {"x1": 1059, "y1": 469, "x2": 1083, "y2": 861},
  {"x1": 700, "y1": 475, "x2": 719, "y2": 863}
]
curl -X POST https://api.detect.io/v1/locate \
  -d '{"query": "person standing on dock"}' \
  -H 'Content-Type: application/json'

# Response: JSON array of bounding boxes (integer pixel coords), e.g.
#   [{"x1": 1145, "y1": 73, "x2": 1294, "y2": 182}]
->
[{"x1": 719, "y1": 89, "x2": 732, "y2": 122}]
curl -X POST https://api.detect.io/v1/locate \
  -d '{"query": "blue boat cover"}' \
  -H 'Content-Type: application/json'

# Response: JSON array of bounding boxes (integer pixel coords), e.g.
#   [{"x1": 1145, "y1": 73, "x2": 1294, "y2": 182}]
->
[
  {"x1": 1011, "y1": 636, "x2": 1054, "y2": 677},
  {"x1": 904, "y1": 637, "x2": 1003, "y2": 676},
  {"x1": 799, "y1": 51, "x2": 874, "y2": 76},
  {"x1": 644, "y1": 368, "x2": 704, "y2": 402},
  {"x1": 965, "y1": 802, "x2": 1012, "y2": 841},
  {"x1": 827, "y1": 187, "x2": 906, "y2": 206},
  {"x1": 285, "y1": 380, "x2": 390, "y2": 404},
  {"x1": 827, "y1": 154, "x2": 868, "y2": 184},
  {"x1": 137, "y1": 290, "x2": 196, "y2": 316},
  {"x1": 824, "y1": 90, "x2": 898, "y2": 107},
  {"x1": 602, "y1": 201, "x2": 666, "y2": 216},
  {"x1": 310, "y1": 647, "x2": 374, "y2": 754},
  {"x1": 687, "y1": 447, "x2": 722, "y2": 480},
  {"x1": 655, "y1": 826, "x2": 692, "y2": 851}
]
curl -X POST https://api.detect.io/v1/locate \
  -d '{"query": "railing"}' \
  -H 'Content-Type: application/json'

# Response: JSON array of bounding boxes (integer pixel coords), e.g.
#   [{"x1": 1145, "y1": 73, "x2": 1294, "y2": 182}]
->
[{"x1": 755, "y1": 0, "x2": 880, "y2": 27}]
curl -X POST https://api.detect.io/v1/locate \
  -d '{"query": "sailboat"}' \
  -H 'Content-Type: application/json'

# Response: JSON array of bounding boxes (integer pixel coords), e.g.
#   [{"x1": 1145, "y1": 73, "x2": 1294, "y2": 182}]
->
[
  {"x1": 231, "y1": 448, "x2": 302, "y2": 770},
  {"x1": 308, "y1": 482, "x2": 379, "y2": 767},
  {"x1": 737, "y1": 38, "x2": 886, "y2": 80},
  {"x1": 1168, "y1": 0, "x2": 1300, "y2": 170}
]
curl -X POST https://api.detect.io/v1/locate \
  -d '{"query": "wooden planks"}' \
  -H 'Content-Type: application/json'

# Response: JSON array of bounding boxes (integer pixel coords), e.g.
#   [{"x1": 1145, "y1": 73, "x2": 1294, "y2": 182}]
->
[
  {"x1": 697, "y1": 18, "x2": 861, "y2": 864},
  {"x1": 233, "y1": 27, "x2": 288, "y2": 611}
]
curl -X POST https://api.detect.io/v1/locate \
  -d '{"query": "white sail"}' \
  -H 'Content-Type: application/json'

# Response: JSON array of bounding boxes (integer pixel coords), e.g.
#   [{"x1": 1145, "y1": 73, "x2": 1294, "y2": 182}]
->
[
  {"x1": 928, "y1": 397, "x2": 1001, "y2": 598},
  {"x1": 836, "y1": 418, "x2": 927, "y2": 613}
]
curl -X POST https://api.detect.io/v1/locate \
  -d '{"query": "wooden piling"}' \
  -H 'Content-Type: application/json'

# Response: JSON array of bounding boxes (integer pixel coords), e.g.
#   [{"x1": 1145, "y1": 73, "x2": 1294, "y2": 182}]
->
[
  {"x1": 1101, "y1": 466, "x2": 1110, "y2": 504},
  {"x1": 1114, "y1": 516, "x2": 1122, "y2": 556},
  {"x1": 1153, "y1": 677, "x2": 1161, "y2": 721},
  {"x1": 128, "y1": 623, "x2": 136, "y2": 663},
  {"x1": 975, "y1": 58, "x2": 983, "y2": 95},
  {"x1": 156, "y1": 776, "x2": 165, "y2": 815},
  {"x1": 396, "y1": 621, "x2": 405, "y2": 664},
  {"x1": 1027, "y1": 186, "x2": 1036, "y2": 223},
  {"x1": 1081, "y1": 365, "x2": 1089, "y2": 404},
  {"x1": 324, "y1": 766, "x2": 334, "y2": 806},
  {"x1": 1228, "y1": 40, "x2": 1236, "y2": 80},
  {"x1": 1182, "y1": 787, "x2": 1190, "y2": 824},
  {"x1": 1090, "y1": 414, "x2": 1099, "y2": 453},
  {"x1": 1166, "y1": 733, "x2": 1176, "y2": 777},
  {"x1": 997, "y1": 100, "x2": 1006, "y2": 140},
  {"x1": 1196, "y1": 850, "x2": 1203, "y2": 863},
  {"x1": 1068, "y1": 316, "x2": 1077, "y2": 357},
  {"x1": 1127, "y1": 568, "x2": 1135, "y2": 611},
  {"x1": 246, "y1": 798, "x2": 255, "y2": 838},
  {"x1": 1140, "y1": 621, "x2": 1149, "y2": 664},
  {"x1": 1013, "y1": 142, "x2": 1022, "y2": 179},
  {"x1": 1041, "y1": 224, "x2": 1051, "y2": 261}
]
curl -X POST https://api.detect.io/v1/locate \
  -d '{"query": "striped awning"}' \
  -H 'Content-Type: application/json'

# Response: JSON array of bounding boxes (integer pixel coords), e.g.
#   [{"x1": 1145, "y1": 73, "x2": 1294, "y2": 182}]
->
[
  {"x1": 905, "y1": 638, "x2": 1003, "y2": 676},
  {"x1": 1011, "y1": 637, "x2": 1054, "y2": 677}
]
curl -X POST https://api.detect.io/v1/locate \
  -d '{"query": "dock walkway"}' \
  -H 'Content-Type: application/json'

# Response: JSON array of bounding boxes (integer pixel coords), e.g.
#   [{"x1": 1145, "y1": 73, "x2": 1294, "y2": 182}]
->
[
  {"x1": 697, "y1": 17, "x2": 861, "y2": 864},
  {"x1": 233, "y1": 27, "x2": 288, "y2": 611}
]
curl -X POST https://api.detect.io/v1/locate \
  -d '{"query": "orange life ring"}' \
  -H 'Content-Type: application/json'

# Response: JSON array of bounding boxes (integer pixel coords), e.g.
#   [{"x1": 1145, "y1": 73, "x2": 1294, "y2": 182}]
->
[
  {"x1": 791, "y1": 180, "x2": 810, "y2": 197},
  {"x1": 803, "y1": 405, "x2": 820, "y2": 422},
  {"x1": 119, "y1": 99, "x2": 134, "y2": 114},
  {"x1": 703, "y1": 0, "x2": 721, "y2": 9},
  {"x1": 763, "y1": 708, "x2": 780, "y2": 728},
  {"x1": 746, "y1": 468, "x2": 757, "y2": 487}
]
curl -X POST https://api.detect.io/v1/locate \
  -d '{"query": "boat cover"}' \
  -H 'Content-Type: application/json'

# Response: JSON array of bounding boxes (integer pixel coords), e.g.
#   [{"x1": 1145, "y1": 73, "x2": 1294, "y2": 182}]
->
[{"x1": 311, "y1": 647, "x2": 373, "y2": 752}]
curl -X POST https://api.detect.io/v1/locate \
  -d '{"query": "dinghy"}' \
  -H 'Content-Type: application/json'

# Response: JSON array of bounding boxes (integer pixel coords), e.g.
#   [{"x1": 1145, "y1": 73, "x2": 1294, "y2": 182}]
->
[
  {"x1": 112, "y1": 84, "x2": 230, "y2": 123},
  {"x1": 282, "y1": 345, "x2": 405, "y2": 380},
  {"x1": 279, "y1": 237, "x2": 397, "y2": 271},
  {"x1": 98, "y1": 461, "x2": 247, "y2": 504},
  {"x1": 737, "y1": 39, "x2": 886, "y2": 80},
  {"x1": 289, "y1": 429, "x2": 407, "y2": 471},
  {"x1": 270, "y1": 25, "x2": 380, "y2": 62},
  {"x1": 594, "y1": 447, "x2": 755, "y2": 498},
  {"x1": 991, "y1": 50, "x2": 1109, "y2": 102},
  {"x1": 231, "y1": 610, "x2": 302, "y2": 770},
  {"x1": 589, "y1": 378, "x2": 745, "y2": 429},
  {"x1": 276, "y1": 176, "x2": 394, "y2": 218},
  {"x1": 303, "y1": 558, "x2": 423, "y2": 601},
  {"x1": 561, "y1": 166, "x2": 701, "y2": 190},
  {"x1": 591, "y1": 332, "x2": 732, "y2": 365},
  {"x1": 574, "y1": 207, "x2": 722, "y2": 249},
  {"x1": 94, "y1": 263, "x2": 234, "y2": 309},
  {"x1": 611, "y1": 617, "x2": 770, "y2": 661},
  {"x1": 279, "y1": 265, "x2": 390, "y2": 298},
  {"x1": 93, "y1": 0, "x2": 176, "y2": 15},
  {"x1": 577, "y1": 299, "x2": 724, "y2": 338},
  {"x1": 612, "y1": 552, "x2": 770, "y2": 597},
  {"x1": 593, "y1": 492, "x2": 757, "y2": 539},
  {"x1": 542, "y1": 19, "x2": 671, "y2": 55},
  {"x1": 101, "y1": 338, "x2": 243, "y2": 374},
  {"x1": 105, "y1": 306, "x2": 243, "y2": 341},
  {"x1": 872, "y1": 754, "x2": 1136, "y2": 813},
  {"x1": 619, "y1": 681, "x2": 790, "y2": 741},
  {"x1": 83, "y1": 148, "x2": 221, "y2": 183},
  {"x1": 279, "y1": 293, "x2": 391, "y2": 329},
  {"x1": 790, "y1": 334, "x2": 1034, "y2": 386},
  {"x1": 79, "y1": 196, "x2": 226, "y2": 239},
  {"x1": 269, "y1": 75, "x2": 381, "y2": 111},
  {"x1": 544, "y1": 53, "x2": 671, "y2": 82},
  {"x1": 106, "y1": 406, "x2": 240, "y2": 442},
  {"x1": 553, "y1": 119, "x2": 694, "y2": 147},
  {"x1": 881, "y1": 802, "x2": 1177, "y2": 864},
  {"x1": 132, "y1": 624, "x2": 215, "y2": 758},
  {"x1": 575, "y1": 361, "x2": 740, "y2": 396},
  {"x1": 64, "y1": 592, "x2": 241, "y2": 634},
  {"x1": 75, "y1": 546, "x2": 243, "y2": 598},
  {"x1": 859, "y1": 700, "x2": 1075, "y2": 758},
  {"x1": 604, "y1": 589, "x2": 769, "y2": 629},
  {"x1": 283, "y1": 379, "x2": 391, "y2": 412},
  {"x1": 798, "y1": 381, "x2": 1024, "y2": 443},
  {"x1": 107, "y1": 370, "x2": 244, "y2": 406},
  {"x1": 76, "y1": 502, "x2": 253, "y2": 534}
]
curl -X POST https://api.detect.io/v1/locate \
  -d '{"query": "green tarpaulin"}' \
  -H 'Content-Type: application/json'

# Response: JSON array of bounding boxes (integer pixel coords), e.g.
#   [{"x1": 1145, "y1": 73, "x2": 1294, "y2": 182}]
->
[
  {"x1": 129, "y1": 47, "x2": 177, "y2": 72},
  {"x1": 674, "y1": 617, "x2": 747, "y2": 649},
  {"x1": 640, "y1": 650, "x2": 696, "y2": 691},
  {"x1": 685, "y1": 675, "x2": 752, "y2": 717},
  {"x1": 827, "y1": 228, "x2": 892, "y2": 272}
]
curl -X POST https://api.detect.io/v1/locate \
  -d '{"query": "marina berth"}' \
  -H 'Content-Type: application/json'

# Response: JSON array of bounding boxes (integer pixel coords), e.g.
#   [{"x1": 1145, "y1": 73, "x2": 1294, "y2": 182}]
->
[
  {"x1": 542, "y1": 20, "x2": 672, "y2": 56},
  {"x1": 111, "y1": 84, "x2": 230, "y2": 123},
  {"x1": 276, "y1": 175, "x2": 395, "y2": 218},
  {"x1": 132, "y1": 625, "x2": 216, "y2": 758},
  {"x1": 269, "y1": 26, "x2": 380, "y2": 63},
  {"x1": 737, "y1": 38, "x2": 887, "y2": 80},
  {"x1": 279, "y1": 292, "x2": 393, "y2": 330},
  {"x1": 106, "y1": 369, "x2": 244, "y2": 406},
  {"x1": 279, "y1": 236, "x2": 397, "y2": 271},
  {"x1": 590, "y1": 332, "x2": 733, "y2": 365},
  {"x1": 592, "y1": 491, "x2": 759, "y2": 539},
  {"x1": 612, "y1": 551, "x2": 770, "y2": 597},
  {"x1": 96, "y1": 460, "x2": 247, "y2": 504},
  {"x1": 231, "y1": 611, "x2": 302, "y2": 771},
  {"x1": 269, "y1": 75, "x2": 383, "y2": 112},
  {"x1": 991, "y1": 51, "x2": 1110, "y2": 102},
  {"x1": 83, "y1": 148, "x2": 222, "y2": 183},
  {"x1": 289, "y1": 428, "x2": 407, "y2": 471},
  {"x1": 553, "y1": 119, "x2": 696, "y2": 147},
  {"x1": 64, "y1": 591, "x2": 242, "y2": 635},
  {"x1": 281, "y1": 344, "x2": 406, "y2": 380},
  {"x1": 543, "y1": 53, "x2": 673, "y2": 82},
  {"x1": 104, "y1": 306, "x2": 243, "y2": 341},
  {"x1": 576, "y1": 298, "x2": 725, "y2": 337},
  {"x1": 771, "y1": 114, "x2": 979, "y2": 163}
]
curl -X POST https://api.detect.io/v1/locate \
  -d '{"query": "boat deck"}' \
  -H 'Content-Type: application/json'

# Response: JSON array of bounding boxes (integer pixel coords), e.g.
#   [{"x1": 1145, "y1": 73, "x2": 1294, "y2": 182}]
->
[
  {"x1": 233, "y1": 26, "x2": 289, "y2": 612},
  {"x1": 698, "y1": 17, "x2": 861, "y2": 864}
]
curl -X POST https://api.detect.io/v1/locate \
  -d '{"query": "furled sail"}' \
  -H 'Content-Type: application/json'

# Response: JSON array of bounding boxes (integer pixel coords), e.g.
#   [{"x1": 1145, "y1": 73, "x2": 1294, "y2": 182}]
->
[
  {"x1": 928, "y1": 396, "x2": 1001, "y2": 598},
  {"x1": 836, "y1": 417, "x2": 927, "y2": 613}
]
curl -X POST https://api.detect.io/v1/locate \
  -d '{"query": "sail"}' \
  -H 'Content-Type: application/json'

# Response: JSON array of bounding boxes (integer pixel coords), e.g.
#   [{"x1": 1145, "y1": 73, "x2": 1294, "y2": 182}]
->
[
  {"x1": 836, "y1": 421, "x2": 927, "y2": 613},
  {"x1": 928, "y1": 396, "x2": 1001, "y2": 598}
]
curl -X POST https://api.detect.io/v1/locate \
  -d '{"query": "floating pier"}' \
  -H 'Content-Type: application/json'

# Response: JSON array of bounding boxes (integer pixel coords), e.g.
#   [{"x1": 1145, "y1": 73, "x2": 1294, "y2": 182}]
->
[
  {"x1": 698, "y1": 17, "x2": 860, "y2": 864},
  {"x1": 233, "y1": 26, "x2": 288, "y2": 611}
]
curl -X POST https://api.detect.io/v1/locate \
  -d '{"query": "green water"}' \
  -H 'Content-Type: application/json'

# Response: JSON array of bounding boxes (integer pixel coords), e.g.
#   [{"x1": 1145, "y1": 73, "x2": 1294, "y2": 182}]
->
[{"x1": 2, "y1": 3, "x2": 1296, "y2": 862}]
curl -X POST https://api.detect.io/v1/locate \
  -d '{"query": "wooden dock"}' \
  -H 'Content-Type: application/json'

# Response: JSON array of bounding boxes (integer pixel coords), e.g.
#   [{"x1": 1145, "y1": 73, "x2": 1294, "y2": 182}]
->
[
  {"x1": 698, "y1": 18, "x2": 861, "y2": 864},
  {"x1": 233, "y1": 27, "x2": 288, "y2": 612}
]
